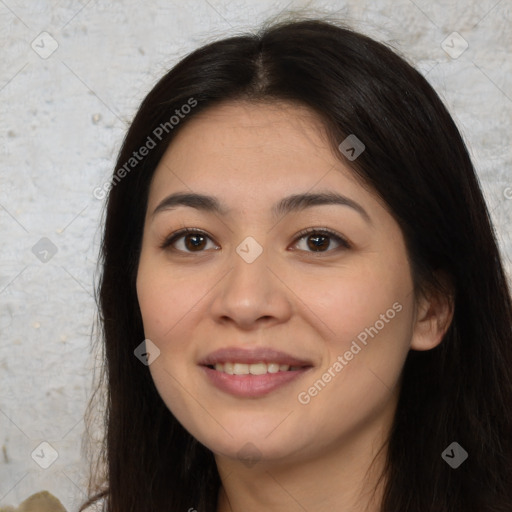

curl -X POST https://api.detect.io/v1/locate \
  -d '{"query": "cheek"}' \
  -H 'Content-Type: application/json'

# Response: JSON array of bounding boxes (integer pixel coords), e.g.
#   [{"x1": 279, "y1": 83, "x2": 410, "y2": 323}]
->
[
  {"x1": 136, "y1": 257, "x2": 205, "y2": 423},
  {"x1": 136, "y1": 253, "x2": 204, "y2": 342},
  {"x1": 291, "y1": 259, "x2": 413, "y2": 348},
  {"x1": 289, "y1": 252, "x2": 416, "y2": 409},
  {"x1": 293, "y1": 274, "x2": 414, "y2": 442}
]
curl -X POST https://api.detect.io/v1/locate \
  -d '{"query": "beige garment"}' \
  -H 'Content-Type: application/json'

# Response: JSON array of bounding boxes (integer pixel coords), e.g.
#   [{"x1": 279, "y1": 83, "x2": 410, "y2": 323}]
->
[{"x1": 0, "y1": 491, "x2": 67, "y2": 512}]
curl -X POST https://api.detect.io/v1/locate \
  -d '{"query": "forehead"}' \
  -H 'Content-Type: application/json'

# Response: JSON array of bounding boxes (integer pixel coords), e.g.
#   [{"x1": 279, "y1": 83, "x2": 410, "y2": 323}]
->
[
  {"x1": 174, "y1": 101, "x2": 334, "y2": 166},
  {"x1": 176, "y1": 99, "x2": 329, "y2": 141},
  {"x1": 148, "y1": 100, "x2": 363, "y2": 198}
]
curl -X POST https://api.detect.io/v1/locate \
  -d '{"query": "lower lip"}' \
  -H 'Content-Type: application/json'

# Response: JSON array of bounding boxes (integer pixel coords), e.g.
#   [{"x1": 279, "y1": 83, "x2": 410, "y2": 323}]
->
[{"x1": 200, "y1": 365, "x2": 312, "y2": 398}]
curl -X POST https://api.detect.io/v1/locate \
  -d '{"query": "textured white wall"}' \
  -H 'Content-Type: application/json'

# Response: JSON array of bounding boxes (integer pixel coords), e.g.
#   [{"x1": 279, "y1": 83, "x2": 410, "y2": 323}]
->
[{"x1": 1, "y1": 0, "x2": 511, "y2": 510}]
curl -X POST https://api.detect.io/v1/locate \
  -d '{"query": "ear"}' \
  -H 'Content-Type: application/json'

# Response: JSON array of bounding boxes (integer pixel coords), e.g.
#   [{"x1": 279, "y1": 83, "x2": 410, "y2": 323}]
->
[{"x1": 410, "y1": 272, "x2": 455, "y2": 351}]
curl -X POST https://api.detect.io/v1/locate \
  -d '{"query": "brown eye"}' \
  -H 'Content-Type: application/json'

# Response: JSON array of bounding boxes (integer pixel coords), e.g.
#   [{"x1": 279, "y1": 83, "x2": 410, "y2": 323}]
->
[
  {"x1": 293, "y1": 228, "x2": 350, "y2": 253},
  {"x1": 183, "y1": 233, "x2": 207, "y2": 251},
  {"x1": 306, "y1": 233, "x2": 329, "y2": 251},
  {"x1": 160, "y1": 229, "x2": 218, "y2": 253}
]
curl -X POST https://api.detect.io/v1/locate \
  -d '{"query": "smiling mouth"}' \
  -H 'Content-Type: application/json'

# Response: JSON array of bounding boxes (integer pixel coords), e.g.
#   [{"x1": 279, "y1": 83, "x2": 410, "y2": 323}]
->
[
  {"x1": 199, "y1": 347, "x2": 314, "y2": 397},
  {"x1": 200, "y1": 362, "x2": 313, "y2": 398},
  {"x1": 205, "y1": 362, "x2": 310, "y2": 375}
]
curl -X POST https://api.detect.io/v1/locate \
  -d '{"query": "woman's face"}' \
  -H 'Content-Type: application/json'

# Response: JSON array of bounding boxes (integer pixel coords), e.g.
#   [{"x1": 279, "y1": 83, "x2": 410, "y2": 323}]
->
[{"x1": 136, "y1": 100, "x2": 420, "y2": 466}]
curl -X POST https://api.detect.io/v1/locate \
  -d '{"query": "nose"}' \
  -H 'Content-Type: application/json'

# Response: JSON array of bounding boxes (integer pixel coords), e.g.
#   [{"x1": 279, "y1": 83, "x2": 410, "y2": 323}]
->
[{"x1": 209, "y1": 239, "x2": 293, "y2": 330}]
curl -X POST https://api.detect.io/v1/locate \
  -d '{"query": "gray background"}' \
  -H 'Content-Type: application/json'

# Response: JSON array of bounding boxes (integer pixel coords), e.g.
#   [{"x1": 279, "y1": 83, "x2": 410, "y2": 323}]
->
[{"x1": 1, "y1": 0, "x2": 511, "y2": 510}]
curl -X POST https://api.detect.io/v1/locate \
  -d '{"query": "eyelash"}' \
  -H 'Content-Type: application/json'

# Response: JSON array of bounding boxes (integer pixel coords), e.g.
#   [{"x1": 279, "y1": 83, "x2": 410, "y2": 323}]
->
[{"x1": 159, "y1": 227, "x2": 351, "y2": 254}]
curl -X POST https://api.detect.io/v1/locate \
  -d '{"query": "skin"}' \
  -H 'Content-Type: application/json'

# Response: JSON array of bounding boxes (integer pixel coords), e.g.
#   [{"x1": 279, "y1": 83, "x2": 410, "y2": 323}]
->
[{"x1": 136, "y1": 100, "x2": 453, "y2": 511}]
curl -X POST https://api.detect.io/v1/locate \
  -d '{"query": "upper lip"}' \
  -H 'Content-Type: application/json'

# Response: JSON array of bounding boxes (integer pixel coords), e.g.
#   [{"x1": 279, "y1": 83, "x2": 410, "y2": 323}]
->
[{"x1": 199, "y1": 347, "x2": 313, "y2": 367}]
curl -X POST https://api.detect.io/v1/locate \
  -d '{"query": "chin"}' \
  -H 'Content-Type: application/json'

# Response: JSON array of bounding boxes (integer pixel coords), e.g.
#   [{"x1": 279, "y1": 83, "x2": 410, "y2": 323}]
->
[{"x1": 191, "y1": 423, "x2": 305, "y2": 465}]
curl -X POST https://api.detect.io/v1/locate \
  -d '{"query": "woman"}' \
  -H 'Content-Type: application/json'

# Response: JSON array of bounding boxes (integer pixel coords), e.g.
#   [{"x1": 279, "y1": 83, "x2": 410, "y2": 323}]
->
[{"x1": 79, "y1": 17, "x2": 512, "y2": 512}]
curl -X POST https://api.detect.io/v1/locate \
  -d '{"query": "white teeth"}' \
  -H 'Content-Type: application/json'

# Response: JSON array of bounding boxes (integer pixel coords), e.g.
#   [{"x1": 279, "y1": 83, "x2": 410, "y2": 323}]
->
[
  {"x1": 212, "y1": 362, "x2": 301, "y2": 375},
  {"x1": 233, "y1": 363, "x2": 249, "y2": 375},
  {"x1": 249, "y1": 362, "x2": 267, "y2": 375},
  {"x1": 267, "y1": 363, "x2": 280, "y2": 373}
]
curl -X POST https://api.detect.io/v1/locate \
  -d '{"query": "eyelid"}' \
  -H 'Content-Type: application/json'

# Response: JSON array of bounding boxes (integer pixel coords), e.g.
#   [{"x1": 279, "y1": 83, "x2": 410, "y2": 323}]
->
[{"x1": 159, "y1": 227, "x2": 351, "y2": 252}]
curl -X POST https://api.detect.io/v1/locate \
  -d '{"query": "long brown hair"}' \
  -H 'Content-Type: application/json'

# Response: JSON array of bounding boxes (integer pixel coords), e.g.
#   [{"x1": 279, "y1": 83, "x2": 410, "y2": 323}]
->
[{"x1": 79, "y1": 16, "x2": 512, "y2": 512}]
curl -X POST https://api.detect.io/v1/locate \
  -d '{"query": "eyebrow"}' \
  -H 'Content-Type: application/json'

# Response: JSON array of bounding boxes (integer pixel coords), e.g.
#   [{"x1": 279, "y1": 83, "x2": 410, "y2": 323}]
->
[{"x1": 152, "y1": 191, "x2": 371, "y2": 224}]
